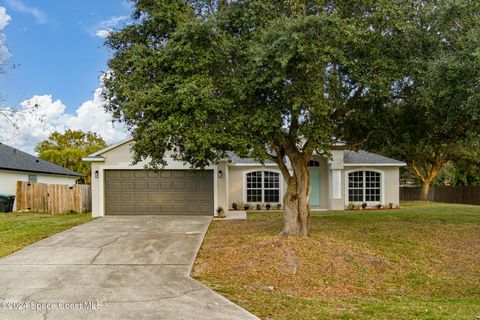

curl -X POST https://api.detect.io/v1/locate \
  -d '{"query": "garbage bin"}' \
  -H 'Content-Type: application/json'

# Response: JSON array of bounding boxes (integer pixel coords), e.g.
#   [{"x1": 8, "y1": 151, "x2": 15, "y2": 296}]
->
[{"x1": 0, "y1": 194, "x2": 15, "y2": 213}]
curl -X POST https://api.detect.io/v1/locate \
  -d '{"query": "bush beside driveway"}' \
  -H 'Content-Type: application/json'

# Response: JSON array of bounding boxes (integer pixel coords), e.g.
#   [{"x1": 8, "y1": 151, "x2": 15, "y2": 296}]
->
[{"x1": 193, "y1": 202, "x2": 480, "y2": 320}]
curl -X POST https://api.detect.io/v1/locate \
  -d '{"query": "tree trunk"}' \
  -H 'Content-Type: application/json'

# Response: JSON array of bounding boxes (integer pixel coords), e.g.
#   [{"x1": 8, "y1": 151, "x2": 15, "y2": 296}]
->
[
  {"x1": 411, "y1": 158, "x2": 443, "y2": 202},
  {"x1": 281, "y1": 157, "x2": 310, "y2": 237},
  {"x1": 419, "y1": 180, "x2": 431, "y2": 201}
]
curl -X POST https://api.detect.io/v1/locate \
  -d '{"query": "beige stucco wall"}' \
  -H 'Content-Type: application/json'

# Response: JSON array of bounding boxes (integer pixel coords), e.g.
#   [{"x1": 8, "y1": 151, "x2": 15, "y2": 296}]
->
[
  {"x1": 328, "y1": 150, "x2": 346, "y2": 210},
  {"x1": 0, "y1": 170, "x2": 30, "y2": 197},
  {"x1": 99, "y1": 142, "x2": 136, "y2": 165},
  {"x1": 87, "y1": 140, "x2": 402, "y2": 215},
  {"x1": 216, "y1": 162, "x2": 228, "y2": 210},
  {"x1": 90, "y1": 162, "x2": 102, "y2": 217},
  {"x1": 88, "y1": 141, "x2": 222, "y2": 217},
  {"x1": 0, "y1": 169, "x2": 78, "y2": 210},
  {"x1": 36, "y1": 174, "x2": 79, "y2": 185}
]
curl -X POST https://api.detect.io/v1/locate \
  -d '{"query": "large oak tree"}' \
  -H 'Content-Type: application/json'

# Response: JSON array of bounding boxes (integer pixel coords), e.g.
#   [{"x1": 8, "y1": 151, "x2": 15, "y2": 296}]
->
[
  {"x1": 345, "y1": 0, "x2": 480, "y2": 200},
  {"x1": 104, "y1": 0, "x2": 415, "y2": 236}
]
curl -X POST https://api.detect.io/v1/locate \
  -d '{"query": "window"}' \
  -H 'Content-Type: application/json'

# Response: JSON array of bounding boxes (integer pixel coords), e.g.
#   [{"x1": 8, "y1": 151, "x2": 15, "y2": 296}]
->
[
  {"x1": 365, "y1": 171, "x2": 381, "y2": 201},
  {"x1": 246, "y1": 171, "x2": 262, "y2": 202},
  {"x1": 348, "y1": 171, "x2": 381, "y2": 202},
  {"x1": 28, "y1": 174, "x2": 37, "y2": 183},
  {"x1": 307, "y1": 160, "x2": 320, "y2": 167},
  {"x1": 246, "y1": 171, "x2": 280, "y2": 203},
  {"x1": 264, "y1": 171, "x2": 280, "y2": 202}
]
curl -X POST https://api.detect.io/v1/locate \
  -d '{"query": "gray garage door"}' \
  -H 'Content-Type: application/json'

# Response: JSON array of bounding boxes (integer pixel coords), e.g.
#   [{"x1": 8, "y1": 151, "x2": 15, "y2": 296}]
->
[{"x1": 104, "y1": 170, "x2": 214, "y2": 215}]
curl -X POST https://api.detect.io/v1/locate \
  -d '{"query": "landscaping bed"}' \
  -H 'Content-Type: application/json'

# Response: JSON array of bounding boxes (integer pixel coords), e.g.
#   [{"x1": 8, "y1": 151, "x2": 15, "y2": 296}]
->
[
  {"x1": 193, "y1": 201, "x2": 480, "y2": 319},
  {"x1": 0, "y1": 212, "x2": 93, "y2": 258}
]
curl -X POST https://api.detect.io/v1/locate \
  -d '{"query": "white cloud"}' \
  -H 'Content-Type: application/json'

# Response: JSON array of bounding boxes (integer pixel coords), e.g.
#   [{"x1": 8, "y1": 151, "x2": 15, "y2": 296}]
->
[
  {"x1": 95, "y1": 29, "x2": 111, "y2": 39},
  {"x1": 5, "y1": 0, "x2": 46, "y2": 24},
  {"x1": 0, "y1": 6, "x2": 11, "y2": 64},
  {"x1": 93, "y1": 15, "x2": 128, "y2": 38},
  {"x1": 0, "y1": 89, "x2": 129, "y2": 154},
  {"x1": 99, "y1": 16, "x2": 129, "y2": 29},
  {"x1": 0, "y1": 6, "x2": 11, "y2": 29}
]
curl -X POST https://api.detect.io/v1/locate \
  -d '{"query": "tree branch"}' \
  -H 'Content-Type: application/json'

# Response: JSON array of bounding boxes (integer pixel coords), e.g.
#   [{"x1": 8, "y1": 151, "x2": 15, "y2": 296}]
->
[
  {"x1": 411, "y1": 160, "x2": 426, "y2": 182},
  {"x1": 302, "y1": 139, "x2": 314, "y2": 162},
  {"x1": 349, "y1": 129, "x2": 381, "y2": 151},
  {"x1": 270, "y1": 143, "x2": 291, "y2": 181}
]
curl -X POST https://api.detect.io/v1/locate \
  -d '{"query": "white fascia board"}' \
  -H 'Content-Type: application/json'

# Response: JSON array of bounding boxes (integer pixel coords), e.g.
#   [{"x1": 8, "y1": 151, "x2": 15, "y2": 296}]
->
[
  {"x1": 82, "y1": 157, "x2": 106, "y2": 162},
  {"x1": 228, "y1": 162, "x2": 279, "y2": 167}
]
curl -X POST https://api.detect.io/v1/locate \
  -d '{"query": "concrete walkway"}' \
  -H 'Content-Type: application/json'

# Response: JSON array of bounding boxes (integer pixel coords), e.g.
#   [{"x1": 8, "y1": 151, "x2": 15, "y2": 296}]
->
[{"x1": 0, "y1": 216, "x2": 259, "y2": 320}]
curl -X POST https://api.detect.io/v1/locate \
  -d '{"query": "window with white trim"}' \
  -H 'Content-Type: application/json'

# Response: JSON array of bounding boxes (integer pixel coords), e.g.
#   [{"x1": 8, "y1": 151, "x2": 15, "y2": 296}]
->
[
  {"x1": 348, "y1": 171, "x2": 381, "y2": 202},
  {"x1": 28, "y1": 174, "x2": 37, "y2": 183},
  {"x1": 246, "y1": 171, "x2": 280, "y2": 203}
]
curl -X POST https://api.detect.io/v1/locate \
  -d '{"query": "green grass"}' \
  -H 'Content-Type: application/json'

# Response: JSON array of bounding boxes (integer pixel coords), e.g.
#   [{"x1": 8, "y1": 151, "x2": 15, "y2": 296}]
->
[
  {"x1": 193, "y1": 202, "x2": 480, "y2": 319},
  {"x1": 0, "y1": 212, "x2": 93, "y2": 258}
]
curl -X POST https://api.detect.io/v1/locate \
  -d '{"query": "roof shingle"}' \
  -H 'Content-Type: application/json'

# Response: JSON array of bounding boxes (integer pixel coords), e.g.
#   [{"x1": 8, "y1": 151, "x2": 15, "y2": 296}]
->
[
  {"x1": 344, "y1": 150, "x2": 405, "y2": 165},
  {"x1": 0, "y1": 143, "x2": 83, "y2": 177}
]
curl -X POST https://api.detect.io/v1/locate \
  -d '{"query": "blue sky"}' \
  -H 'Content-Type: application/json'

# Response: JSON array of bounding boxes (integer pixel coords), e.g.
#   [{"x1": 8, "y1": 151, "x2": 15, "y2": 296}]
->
[
  {"x1": 0, "y1": 0, "x2": 131, "y2": 153},
  {"x1": 0, "y1": 0, "x2": 131, "y2": 109}
]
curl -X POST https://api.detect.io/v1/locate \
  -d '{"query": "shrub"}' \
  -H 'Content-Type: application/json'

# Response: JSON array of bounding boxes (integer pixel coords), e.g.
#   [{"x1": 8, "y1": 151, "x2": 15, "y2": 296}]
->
[
  {"x1": 243, "y1": 203, "x2": 251, "y2": 210},
  {"x1": 265, "y1": 203, "x2": 271, "y2": 210},
  {"x1": 361, "y1": 203, "x2": 368, "y2": 210},
  {"x1": 216, "y1": 206, "x2": 225, "y2": 217},
  {"x1": 276, "y1": 203, "x2": 282, "y2": 210},
  {"x1": 232, "y1": 202, "x2": 239, "y2": 210}
]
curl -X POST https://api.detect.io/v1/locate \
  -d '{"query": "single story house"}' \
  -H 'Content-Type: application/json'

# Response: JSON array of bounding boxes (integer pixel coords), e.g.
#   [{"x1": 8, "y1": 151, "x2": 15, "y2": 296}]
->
[
  {"x1": 0, "y1": 143, "x2": 83, "y2": 208},
  {"x1": 83, "y1": 138, "x2": 406, "y2": 217}
]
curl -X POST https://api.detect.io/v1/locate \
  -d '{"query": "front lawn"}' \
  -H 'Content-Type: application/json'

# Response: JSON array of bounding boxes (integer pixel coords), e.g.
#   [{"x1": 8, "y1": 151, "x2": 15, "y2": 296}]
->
[
  {"x1": 193, "y1": 202, "x2": 480, "y2": 319},
  {"x1": 0, "y1": 212, "x2": 93, "y2": 258}
]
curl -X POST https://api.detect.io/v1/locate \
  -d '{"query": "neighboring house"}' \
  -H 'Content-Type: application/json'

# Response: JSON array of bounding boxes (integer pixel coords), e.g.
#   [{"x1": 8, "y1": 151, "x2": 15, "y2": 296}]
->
[
  {"x1": 0, "y1": 143, "x2": 83, "y2": 208},
  {"x1": 83, "y1": 138, "x2": 406, "y2": 217}
]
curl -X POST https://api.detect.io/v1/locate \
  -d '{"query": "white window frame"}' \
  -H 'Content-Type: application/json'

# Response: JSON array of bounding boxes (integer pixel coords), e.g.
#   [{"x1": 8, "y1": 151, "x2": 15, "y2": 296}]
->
[
  {"x1": 344, "y1": 169, "x2": 384, "y2": 205},
  {"x1": 243, "y1": 169, "x2": 283, "y2": 204}
]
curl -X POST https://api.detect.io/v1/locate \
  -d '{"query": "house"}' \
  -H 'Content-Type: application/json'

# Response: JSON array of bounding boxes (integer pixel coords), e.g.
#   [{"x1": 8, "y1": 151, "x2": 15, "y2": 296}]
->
[
  {"x1": 83, "y1": 138, "x2": 406, "y2": 217},
  {"x1": 0, "y1": 143, "x2": 83, "y2": 208}
]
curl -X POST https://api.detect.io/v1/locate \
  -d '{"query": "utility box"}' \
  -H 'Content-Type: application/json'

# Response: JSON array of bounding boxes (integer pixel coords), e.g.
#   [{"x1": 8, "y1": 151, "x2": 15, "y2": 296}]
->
[{"x1": 0, "y1": 195, "x2": 15, "y2": 212}]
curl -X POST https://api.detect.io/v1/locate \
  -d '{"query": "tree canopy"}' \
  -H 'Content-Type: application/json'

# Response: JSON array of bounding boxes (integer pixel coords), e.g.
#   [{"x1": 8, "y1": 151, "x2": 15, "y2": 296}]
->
[
  {"x1": 103, "y1": 0, "x2": 480, "y2": 234},
  {"x1": 351, "y1": 0, "x2": 480, "y2": 199},
  {"x1": 105, "y1": 0, "x2": 406, "y2": 166},
  {"x1": 35, "y1": 130, "x2": 107, "y2": 184}
]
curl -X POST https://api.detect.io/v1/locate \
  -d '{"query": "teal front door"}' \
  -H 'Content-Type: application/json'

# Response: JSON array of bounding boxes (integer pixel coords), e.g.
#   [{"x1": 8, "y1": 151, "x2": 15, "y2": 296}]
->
[{"x1": 309, "y1": 170, "x2": 321, "y2": 206}]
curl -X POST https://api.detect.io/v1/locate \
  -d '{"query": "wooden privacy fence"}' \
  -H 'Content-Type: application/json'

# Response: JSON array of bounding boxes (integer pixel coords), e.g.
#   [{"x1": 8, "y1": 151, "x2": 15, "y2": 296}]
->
[
  {"x1": 400, "y1": 186, "x2": 480, "y2": 205},
  {"x1": 16, "y1": 181, "x2": 91, "y2": 214}
]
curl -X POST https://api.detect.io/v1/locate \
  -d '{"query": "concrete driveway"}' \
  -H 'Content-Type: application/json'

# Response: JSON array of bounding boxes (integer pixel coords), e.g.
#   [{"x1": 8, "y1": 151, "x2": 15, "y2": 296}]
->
[{"x1": 0, "y1": 216, "x2": 258, "y2": 320}]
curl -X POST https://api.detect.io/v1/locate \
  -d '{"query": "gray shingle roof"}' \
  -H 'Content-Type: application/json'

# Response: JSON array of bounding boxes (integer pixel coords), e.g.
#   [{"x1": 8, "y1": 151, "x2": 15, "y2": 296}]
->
[
  {"x1": 227, "y1": 152, "x2": 275, "y2": 164},
  {"x1": 228, "y1": 150, "x2": 404, "y2": 166},
  {"x1": 0, "y1": 143, "x2": 83, "y2": 176},
  {"x1": 344, "y1": 150, "x2": 405, "y2": 165}
]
